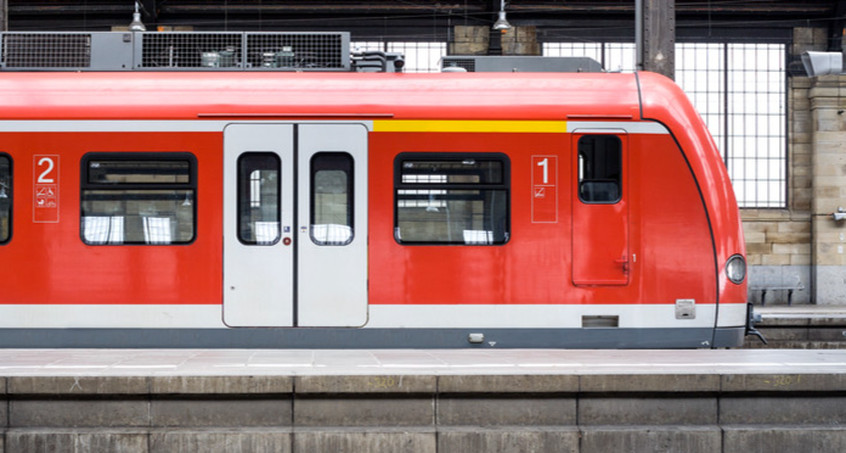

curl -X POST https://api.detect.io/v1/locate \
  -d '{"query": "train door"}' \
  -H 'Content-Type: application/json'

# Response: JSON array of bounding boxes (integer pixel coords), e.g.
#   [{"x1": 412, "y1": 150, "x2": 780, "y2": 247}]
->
[
  {"x1": 223, "y1": 123, "x2": 368, "y2": 327},
  {"x1": 572, "y1": 132, "x2": 630, "y2": 286},
  {"x1": 297, "y1": 124, "x2": 368, "y2": 327}
]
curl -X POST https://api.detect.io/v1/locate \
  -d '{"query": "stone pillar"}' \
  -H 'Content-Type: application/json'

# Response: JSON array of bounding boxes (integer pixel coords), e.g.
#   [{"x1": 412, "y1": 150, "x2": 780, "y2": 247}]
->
[
  {"x1": 792, "y1": 27, "x2": 829, "y2": 59},
  {"x1": 809, "y1": 74, "x2": 846, "y2": 304},
  {"x1": 501, "y1": 26, "x2": 540, "y2": 56},
  {"x1": 791, "y1": 77, "x2": 814, "y2": 214},
  {"x1": 449, "y1": 26, "x2": 489, "y2": 56},
  {"x1": 449, "y1": 25, "x2": 539, "y2": 56}
]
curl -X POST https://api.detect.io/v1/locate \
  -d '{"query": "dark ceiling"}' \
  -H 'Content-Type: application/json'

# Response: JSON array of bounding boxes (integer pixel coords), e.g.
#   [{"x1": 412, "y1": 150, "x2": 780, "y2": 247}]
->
[{"x1": 6, "y1": 1, "x2": 846, "y2": 47}]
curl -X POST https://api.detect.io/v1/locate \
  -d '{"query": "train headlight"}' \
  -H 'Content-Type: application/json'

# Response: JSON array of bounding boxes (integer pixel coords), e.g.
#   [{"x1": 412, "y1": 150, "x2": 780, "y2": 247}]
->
[{"x1": 725, "y1": 254, "x2": 746, "y2": 285}]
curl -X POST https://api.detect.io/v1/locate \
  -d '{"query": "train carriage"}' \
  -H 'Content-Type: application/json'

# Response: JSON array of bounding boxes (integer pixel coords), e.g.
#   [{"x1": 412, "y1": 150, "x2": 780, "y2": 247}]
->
[{"x1": 0, "y1": 70, "x2": 747, "y2": 348}]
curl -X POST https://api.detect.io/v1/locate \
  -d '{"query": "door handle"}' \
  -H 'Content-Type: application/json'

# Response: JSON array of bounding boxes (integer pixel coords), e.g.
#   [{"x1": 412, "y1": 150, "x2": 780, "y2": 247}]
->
[{"x1": 615, "y1": 256, "x2": 629, "y2": 273}]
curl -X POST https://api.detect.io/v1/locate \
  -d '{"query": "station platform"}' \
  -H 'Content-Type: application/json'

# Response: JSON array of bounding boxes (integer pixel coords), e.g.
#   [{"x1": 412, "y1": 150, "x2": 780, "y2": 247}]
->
[{"x1": 0, "y1": 348, "x2": 845, "y2": 452}]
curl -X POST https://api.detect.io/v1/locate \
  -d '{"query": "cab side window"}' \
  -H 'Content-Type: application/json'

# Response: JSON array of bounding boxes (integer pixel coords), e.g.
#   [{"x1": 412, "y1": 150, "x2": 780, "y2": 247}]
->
[
  {"x1": 0, "y1": 155, "x2": 11, "y2": 244},
  {"x1": 578, "y1": 135, "x2": 622, "y2": 204}
]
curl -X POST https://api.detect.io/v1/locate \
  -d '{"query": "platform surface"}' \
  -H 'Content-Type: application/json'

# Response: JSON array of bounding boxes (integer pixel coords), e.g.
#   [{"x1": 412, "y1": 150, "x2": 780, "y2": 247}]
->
[{"x1": 1, "y1": 348, "x2": 845, "y2": 377}]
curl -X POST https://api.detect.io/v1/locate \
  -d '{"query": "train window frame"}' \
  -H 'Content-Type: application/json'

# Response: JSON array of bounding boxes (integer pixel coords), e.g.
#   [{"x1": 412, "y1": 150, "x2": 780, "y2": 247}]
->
[
  {"x1": 79, "y1": 152, "x2": 198, "y2": 246},
  {"x1": 0, "y1": 153, "x2": 11, "y2": 245},
  {"x1": 393, "y1": 152, "x2": 511, "y2": 246},
  {"x1": 577, "y1": 135, "x2": 623, "y2": 204},
  {"x1": 310, "y1": 152, "x2": 354, "y2": 246},
  {"x1": 237, "y1": 152, "x2": 281, "y2": 246}
]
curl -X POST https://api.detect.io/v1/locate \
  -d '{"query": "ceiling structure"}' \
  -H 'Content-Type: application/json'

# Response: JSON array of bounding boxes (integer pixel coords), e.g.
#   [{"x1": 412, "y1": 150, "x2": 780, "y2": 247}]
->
[{"x1": 5, "y1": 1, "x2": 845, "y2": 48}]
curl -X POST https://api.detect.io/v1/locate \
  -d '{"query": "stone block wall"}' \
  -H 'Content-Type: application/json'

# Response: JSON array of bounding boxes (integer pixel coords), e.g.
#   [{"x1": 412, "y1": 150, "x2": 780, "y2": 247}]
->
[
  {"x1": 449, "y1": 25, "x2": 539, "y2": 56},
  {"x1": 742, "y1": 75, "x2": 813, "y2": 305},
  {"x1": 3, "y1": 373, "x2": 846, "y2": 453},
  {"x1": 501, "y1": 26, "x2": 540, "y2": 56},
  {"x1": 449, "y1": 25, "x2": 489, "y2": 55},
  {"x1": 741, "y1": 27, "x2": 841, "y2": 305},
  {"x1": 791, "y1": 27, "x2": 828, "y2": 57},
  {"x1": 747, "y1": 70, "x2": 846, "y2": 305}
]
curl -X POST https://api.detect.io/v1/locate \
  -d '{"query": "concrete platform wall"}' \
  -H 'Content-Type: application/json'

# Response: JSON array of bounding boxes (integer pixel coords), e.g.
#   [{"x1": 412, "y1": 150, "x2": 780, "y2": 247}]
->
[{"x1": 1, "y1": 373, "x2": 845, "y2": 452}]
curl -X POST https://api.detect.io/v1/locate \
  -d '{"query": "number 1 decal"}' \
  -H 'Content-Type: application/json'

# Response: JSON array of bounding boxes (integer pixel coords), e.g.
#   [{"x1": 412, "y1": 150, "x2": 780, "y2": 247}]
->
[
  {"x1": 537, "y1": 157, "x2": 549, "y2": 184},
  {"x1": 531, "y1": 155, "x2": 557, "y2": 223},
  {"x1": 33, "y1": 155, "x2": 60, "y2": 223}
]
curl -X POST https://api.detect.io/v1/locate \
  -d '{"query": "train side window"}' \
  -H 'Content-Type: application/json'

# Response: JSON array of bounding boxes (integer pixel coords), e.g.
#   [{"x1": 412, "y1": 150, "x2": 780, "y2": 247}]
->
[
  {"x1": 394, "y1": 153, "x2": 510, "y2": 245},
  {"x1": 238, "y1": 153, "x2": 280, "y2": 245},
  {"x1": 0, "y1": 155, "x2": 11, "y2": 244},
  {"x1": 80, "y1": 153, "x2": 196, "y2": 245},
  {"x1": 311, "y1": 152, "x2": 353, "y2": 246},
  {"x1": 578, "y1": 135, "x2": 622, "y2": 203}
]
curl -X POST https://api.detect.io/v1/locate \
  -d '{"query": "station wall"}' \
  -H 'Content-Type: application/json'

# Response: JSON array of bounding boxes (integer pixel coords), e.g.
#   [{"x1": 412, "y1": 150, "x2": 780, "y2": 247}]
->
[{"x1": 743, "y1": 27, "x2": 846, "y2": 305}]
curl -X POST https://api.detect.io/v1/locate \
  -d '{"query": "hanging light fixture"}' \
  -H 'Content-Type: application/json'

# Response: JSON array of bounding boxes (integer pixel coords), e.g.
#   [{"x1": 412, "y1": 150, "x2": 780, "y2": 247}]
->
[
  {"x1": 492, "y1": 0, "x2": 512, "y2": 31},
  {"x1": 129, "y1": 1, "x2": 146, "y2": 32}
]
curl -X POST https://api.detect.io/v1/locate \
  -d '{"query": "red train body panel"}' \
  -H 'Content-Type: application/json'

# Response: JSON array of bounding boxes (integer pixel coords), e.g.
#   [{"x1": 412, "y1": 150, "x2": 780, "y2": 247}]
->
[{"x1": 0, "y1": 71, "x2": 747, "y2": 348}]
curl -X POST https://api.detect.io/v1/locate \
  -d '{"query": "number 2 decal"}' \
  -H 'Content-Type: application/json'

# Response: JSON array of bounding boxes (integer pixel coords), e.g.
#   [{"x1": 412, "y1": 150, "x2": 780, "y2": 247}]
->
[
  {"x1": 37, "y1": 157, "x2": 55, "y2": 183},
  {"x1": 33, "y1": 155, "x2": 60, "y2": 223}
]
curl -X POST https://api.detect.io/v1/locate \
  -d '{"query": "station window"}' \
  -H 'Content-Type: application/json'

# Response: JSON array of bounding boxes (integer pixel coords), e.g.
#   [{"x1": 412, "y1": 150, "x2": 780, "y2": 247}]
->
[
  {"x1": 578, "y1": 135, "x2": 622, "y2": 203},
  {"x1": 311, "y1": 152, "x2": 353, "y2": 246},
  {"x1": 395, "y1": 153, "x2": 509, "y2": 245},
  {"x1": 0, "y1": 155, "x2": 10, "y2": 244},
  {"x1": 238, "y1": 153, "x2": 280, "y2": 245},
  {"x1": 80, "y1": 153, "x2": 196, "y2": 245}
]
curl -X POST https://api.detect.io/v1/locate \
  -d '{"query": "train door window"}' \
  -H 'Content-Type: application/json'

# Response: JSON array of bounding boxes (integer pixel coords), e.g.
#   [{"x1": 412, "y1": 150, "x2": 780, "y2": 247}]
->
[
  {"x1": 578, "y1": 135, "x2": 622, "y2": 203},
  {"x1": 80, "y1": 153, "x2": 196, "y2": 245},
  {"x1": 395, "y1": 153, "x2": 509, "y2": 245},
  {"x1": 311, "y1": 152, "x2": 353, "y2": 246},
  {"x1": 238, "y1": 153, "x2": 280, "y2": 245},
  {"x1": 0, "y1": 155, "x2": 10, "y2": 244}
]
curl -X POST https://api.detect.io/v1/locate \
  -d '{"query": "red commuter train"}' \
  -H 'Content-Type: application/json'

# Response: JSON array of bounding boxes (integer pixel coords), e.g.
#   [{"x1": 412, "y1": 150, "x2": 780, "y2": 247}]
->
[{"x1": 0, "y1": 70, "x2": 748, "y2": 348}]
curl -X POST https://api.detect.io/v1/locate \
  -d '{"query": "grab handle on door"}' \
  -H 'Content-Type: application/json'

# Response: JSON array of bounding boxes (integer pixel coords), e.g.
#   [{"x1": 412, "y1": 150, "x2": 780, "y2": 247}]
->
[{"x1": 615, "y1": 256, "x2": 629, "y2": 273}]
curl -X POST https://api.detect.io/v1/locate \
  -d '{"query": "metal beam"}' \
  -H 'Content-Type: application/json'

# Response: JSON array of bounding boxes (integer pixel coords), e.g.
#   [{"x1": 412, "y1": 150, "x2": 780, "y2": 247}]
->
[
  {"x1": 1, "y1": 0, "x2": 838, "y2": 40},
  {"x1": 638, "y1": 0, "x2": 675, "y2": 79},
  {"x1": 829, "y1": 0, "x2": 846, "y2": 51}
]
